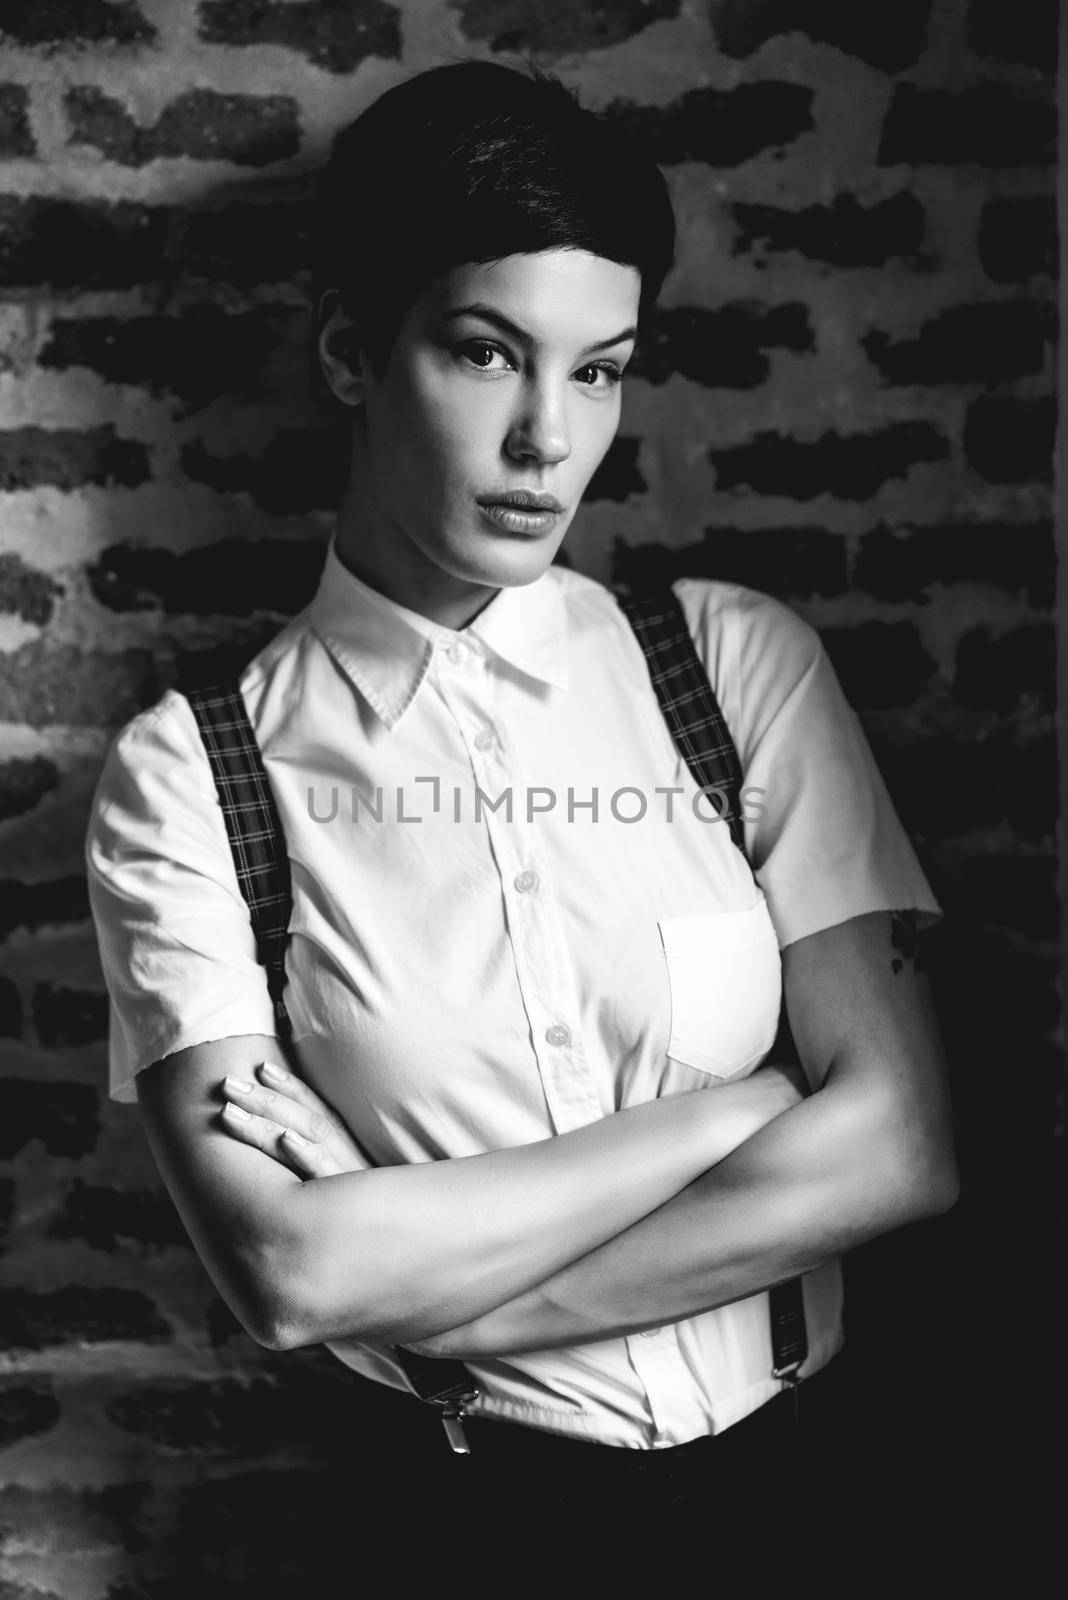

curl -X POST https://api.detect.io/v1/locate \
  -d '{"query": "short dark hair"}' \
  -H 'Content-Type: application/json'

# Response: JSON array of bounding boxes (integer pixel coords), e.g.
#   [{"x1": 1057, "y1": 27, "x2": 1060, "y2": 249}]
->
[{"x1": 311, "y1": 58, "x2": 676, "y2": 381}]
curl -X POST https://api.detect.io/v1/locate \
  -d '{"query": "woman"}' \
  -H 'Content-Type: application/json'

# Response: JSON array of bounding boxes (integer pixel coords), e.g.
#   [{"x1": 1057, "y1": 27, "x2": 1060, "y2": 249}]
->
[{"x1": 87, "y1": 59, "x2": 958, "y2": 1588}]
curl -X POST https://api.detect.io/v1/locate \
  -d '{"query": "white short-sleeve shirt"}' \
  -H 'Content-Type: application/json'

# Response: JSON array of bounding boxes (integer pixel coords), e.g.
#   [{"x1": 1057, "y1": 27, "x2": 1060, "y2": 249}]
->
[{"x1": 86, "y1": 535, "x2": 941, "y2": 1447}]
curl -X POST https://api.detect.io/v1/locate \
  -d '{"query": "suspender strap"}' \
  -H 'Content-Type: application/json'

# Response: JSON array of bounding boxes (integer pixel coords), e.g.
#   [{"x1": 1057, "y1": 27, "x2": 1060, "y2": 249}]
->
[
  {"x1": 184, "y1": 683, "x2": 479, "y2": 1426},
  {"x1": 617, "y1": 589, "x2": 809, "y2": 1385},
  {"x1": 185, "y1": 684, "x2": 294, "y2": 1049},
  {"x1": 617, "y1": 590, "x2": 748, "y2": 856}
]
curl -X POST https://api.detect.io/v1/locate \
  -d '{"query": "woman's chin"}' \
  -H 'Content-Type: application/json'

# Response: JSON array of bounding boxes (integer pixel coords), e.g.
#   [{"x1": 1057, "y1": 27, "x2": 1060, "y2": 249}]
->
[{"x1": 453, "y1": 529, "x2": 568, "y2": 588}]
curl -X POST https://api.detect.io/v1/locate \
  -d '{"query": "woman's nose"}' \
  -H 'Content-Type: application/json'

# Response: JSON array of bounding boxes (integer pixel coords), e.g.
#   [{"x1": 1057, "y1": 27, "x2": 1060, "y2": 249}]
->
[{"x1": 505, "y1": 384, "x2": 571, "y2": 466}]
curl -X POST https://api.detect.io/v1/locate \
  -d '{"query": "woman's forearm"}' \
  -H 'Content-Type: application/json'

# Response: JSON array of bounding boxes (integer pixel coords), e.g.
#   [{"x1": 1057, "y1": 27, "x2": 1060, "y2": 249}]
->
[
  {"x1": 415, "y1": 1066, "x2": 958, "y2": 1359},
  {"x1": 268, "y1": 1066, "x2": 804, "y2": 1350}
]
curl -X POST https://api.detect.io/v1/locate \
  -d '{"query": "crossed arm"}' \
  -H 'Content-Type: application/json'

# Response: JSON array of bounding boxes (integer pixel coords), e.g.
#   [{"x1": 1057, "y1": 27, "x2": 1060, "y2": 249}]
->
[{"x1": 136, "y1": 910, "x2": 958, "y2": 1355}]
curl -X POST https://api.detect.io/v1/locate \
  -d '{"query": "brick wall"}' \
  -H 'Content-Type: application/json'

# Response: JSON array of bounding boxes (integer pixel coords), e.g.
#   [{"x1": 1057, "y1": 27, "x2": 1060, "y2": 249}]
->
[{"x1": 0, "y1": 1, "x2": 1060, "y2": 1591}]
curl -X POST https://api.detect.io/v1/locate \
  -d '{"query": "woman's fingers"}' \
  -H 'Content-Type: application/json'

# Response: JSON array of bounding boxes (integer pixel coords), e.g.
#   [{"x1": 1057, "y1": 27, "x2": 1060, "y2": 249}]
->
[
  {"x1": 219, "y1": 1067, "x2": 361, "y2": 1175},
  {"x1": 219, "y1": 1101, "x2": 342, "y2": 1178}
]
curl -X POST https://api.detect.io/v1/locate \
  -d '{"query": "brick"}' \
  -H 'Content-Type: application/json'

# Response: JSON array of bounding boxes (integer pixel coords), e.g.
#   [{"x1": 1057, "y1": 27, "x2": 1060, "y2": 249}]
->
[
  {"x1": 105, "y1": 1372, "x2": 344, "y2": 1452},
  {"x1": 872, "y1": 731, "x2": 1055, "y2": 844},
  {"x1": 963, "y1": 396, "x2": 1055, "y2": 484},
  {"x1": 453, "y1": 0, "x2": 677, "y2": 53},
  {"x1": 878, "y1": 85, "x2": 1055, "y2": 167},
  {"x1": 180, "y1": 199, "x2": 311, "y2": 286},
  {"x1": 0, "y1": 975, "x2": 20, "y2": 1038},
  {"x1": 584, "y1": 436, "x2": 645, "y2": 502},
  {"x1": 0, "y1": 877, "x2": 90, "y2": 941},
  {"x1": 39, "y1": 306, "x2": 296, "y2": 406},
  {"x1": 206, "y1": 1295, "x2": 246, "y2": 1346},
  {"x1": 197, "y1": 0, "x2": 401, "y2": 73},
  {"x1": 0, "y1": 1, "x2": 156, "y2": 48},
  {"x1": 952, "y1": 855, "x2": 1058, "y2": 941},
  {"x1": 820, "y1": 622, "x2": 936, "y2": 709},
  {"x1": 0, "y1": 757, "x2": 62, "y2": 823},
  {"x1": 0, "y1": 195, "x2": 168, "y2": 289},
  {"x1": 0, "y1": 1081, "x2": 98, "y2": 1159},
  {"x1": 112, "y1": 1469, "x2": 335, "y2": 1594},
  {"x1": 90, "y1": 1481, "x2": 153, "y2": 1556},
  {"x1": 0, "y1": 84, "x2": 34, "y2": 158},
  {"x1": 47, "y1": 1181, "x2": 192, "y2": 1252},
  {"x1": 614, "y1": 525, "x2": 848, "y2": 600},
  {"x1": 0, "y1": 191, "x2": 311, "y2": 293},
  {"x1": 709, "y1": 422, "x2": 950, "y2": 500},
  {"x1": 633, "y1": 303, "x2": 813, "y2": 387},
  {"x1": 979, "y1": 198, "x2": 1057, "y2": 283},
  {"x1": 967, "y1": 0, "x2": 1056, "y2": 71},
  {"x1": 954, "y1": 623, "x2": 1054, "y2": 715},
  {"x1": 732, "y1": 192, "x2": 928, "y2": 268},
  {"x1": 709, "y1": 0, "x2": 932, "y2": 71},
  {"x1": 32, "y1": 983, "x2": 109, "y2": 1047},
  {"x1": 66, "y1": 86, "x2": 300, "y2": 168},
  {"x1": 854, "y1": 521, "x2": 1054, "y2": 607},
  {"x1": 863, "y1": 302, "x2": 1054, "y2": 385},
  {"x1": 605, "y1": 82, "x2": 814, "y2": 167},
  {"x1": 86, "y1": 538, "x2": 323, "y2": 617},
  {"x1": 0, "y1": 554, "x2": 64, "y2": 626},
  {"x1": 0, "y1": 644, "x2": 159, "y2": 726},
  {"x1": 0, "y1": 1287, "x2": 170, "y2": 1351},
  {"x1": 0, "y1": 1382, "x2": 61, "y2": 1448},
  {"x1": 175, "y1": 627, "x2": 294, "y2": 693},
  {"x1": 181, "y1": 430, "x2": 347, "y2": 514},
  {"x1": 0, "y1": 1485, "x2": 150, "y2": 1583},
  {"x1": 0, "y1": 426, "x2": 149, "y2": 491}
]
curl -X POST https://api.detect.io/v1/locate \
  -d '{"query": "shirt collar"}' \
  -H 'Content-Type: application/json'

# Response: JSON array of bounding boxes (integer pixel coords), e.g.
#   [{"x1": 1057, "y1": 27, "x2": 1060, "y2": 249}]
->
[{"x1": 309, "y1": 534, "x2": 568, "y2": 730}]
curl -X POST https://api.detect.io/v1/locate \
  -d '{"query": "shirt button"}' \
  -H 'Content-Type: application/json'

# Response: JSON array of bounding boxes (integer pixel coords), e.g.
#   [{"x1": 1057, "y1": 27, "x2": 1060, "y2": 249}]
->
[
  {"x1": 446, "y1": 642, "x2": 467, "y2": 665},
  {"x1": 514, "y1": 869, "x2": 539, "y2": 893},
  {"x1": 640, "y1": 1327, "x2": 662, "y2": 1339},
  {"x1": 545, "y1": 1024, "x2": 571, "y2": 1048},
  {"x1": 473, "y1": 728, "x2": 496, "y2": 752}
]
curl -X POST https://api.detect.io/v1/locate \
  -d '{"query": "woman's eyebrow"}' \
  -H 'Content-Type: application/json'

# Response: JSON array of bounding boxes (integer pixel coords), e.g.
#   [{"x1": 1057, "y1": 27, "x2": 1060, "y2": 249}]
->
[{"x1": 442, "y1": 303, "x2": 637, "y2": 357}]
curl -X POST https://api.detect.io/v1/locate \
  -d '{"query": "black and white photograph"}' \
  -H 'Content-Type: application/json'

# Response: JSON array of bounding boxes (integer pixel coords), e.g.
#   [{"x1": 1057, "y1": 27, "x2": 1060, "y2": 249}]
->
[{"x1": 0, "y1": 2, "x2": 1061, "y2": 1594}]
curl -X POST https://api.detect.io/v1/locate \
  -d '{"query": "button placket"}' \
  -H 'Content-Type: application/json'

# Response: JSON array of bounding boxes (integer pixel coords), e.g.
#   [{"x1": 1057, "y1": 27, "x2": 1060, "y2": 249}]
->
[{"x1": 437, "y1": 663, "x2": 600, "y2": 1134}]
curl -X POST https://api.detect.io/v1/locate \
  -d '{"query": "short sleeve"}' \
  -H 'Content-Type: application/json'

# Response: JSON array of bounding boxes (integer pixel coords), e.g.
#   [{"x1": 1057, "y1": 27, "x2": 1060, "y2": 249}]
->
[
  {"x1": 86, "y1": 689, "x2": 278, "y2": 1104},
  {"x1": 675, "y1": 579, "x2": 942, "y2": 950}
]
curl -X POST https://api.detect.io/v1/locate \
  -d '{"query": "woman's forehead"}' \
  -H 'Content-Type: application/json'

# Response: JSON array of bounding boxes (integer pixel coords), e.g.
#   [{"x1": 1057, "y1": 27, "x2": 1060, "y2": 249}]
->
[{"x1": 422, "y1": 249, "x2": 641, "y2": 338}]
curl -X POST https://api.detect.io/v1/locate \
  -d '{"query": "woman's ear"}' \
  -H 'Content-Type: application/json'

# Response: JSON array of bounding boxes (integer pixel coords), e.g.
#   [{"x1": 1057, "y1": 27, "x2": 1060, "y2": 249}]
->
[{"x1": 317, "y1": 289, "x2": 369, "y2": 407}]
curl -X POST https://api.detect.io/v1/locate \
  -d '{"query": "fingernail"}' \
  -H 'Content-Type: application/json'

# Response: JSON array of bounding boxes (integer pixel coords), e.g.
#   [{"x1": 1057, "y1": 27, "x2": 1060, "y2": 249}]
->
[
  {"x1": 223, "y1": 1102, "x2": 251, "y2": 1121},
  {"x1": 281, "y1": 1128, "x2": 307, "y2": 1145},
  {"x1": 224, "y1": 1076, "x2": 253, "y2": 1095},
  {"x1": 261, "y1": 1063, "x2": 287, "y2": 1082}
]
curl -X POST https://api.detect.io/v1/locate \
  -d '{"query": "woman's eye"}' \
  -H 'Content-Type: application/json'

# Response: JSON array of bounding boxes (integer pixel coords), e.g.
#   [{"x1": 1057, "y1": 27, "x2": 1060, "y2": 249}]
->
[
  {"x1": 576, "y1": 362, "x2": 624, "y2": 391},
  {"x1": 457, "y1": 340, "x2": 512, "y2": 372}
]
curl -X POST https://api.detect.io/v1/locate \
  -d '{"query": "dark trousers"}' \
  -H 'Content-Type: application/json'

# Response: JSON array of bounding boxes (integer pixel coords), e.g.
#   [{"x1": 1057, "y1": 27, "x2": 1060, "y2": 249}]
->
[{"x1": 302, "y1": 1353, "x2": 1004, "y2": 1596}]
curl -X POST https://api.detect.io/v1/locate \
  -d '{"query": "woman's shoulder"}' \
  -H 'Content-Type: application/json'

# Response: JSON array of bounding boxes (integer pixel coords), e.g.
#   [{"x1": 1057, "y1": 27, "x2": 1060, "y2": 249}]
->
[
  {"x1": 670, "y1": 575, "x2": 820, "y2": 657},
  {"x1": 89, "y1": 689, "x2": 218, "y2": 842},
  {"x1": 547, "y1": 566, "x2": 822, "y2": 696}
]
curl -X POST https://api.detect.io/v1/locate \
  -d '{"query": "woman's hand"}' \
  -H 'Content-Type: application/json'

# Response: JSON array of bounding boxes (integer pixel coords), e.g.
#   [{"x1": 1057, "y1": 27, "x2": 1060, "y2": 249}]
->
[{"x1": 218, "y1": 1061, "x2": 368, "y2": 1179}]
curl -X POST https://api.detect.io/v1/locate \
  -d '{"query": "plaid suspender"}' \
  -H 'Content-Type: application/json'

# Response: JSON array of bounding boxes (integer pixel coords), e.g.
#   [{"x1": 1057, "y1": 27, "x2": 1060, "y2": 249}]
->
[
  {"x1": 184, "y1": 683, "x2": 479, "y2": 1433},
  {"x1": 617, "y1": 588, "x2": 809, "y2": 1386},
  {"x1": 184, "y1": 685, "x2": 294, "y2": 1049}
]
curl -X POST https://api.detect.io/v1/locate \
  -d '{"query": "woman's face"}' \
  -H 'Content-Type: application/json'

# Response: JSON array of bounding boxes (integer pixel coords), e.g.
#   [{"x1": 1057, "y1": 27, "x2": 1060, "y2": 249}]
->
[{"x1": 339, "y1": 248, "x2": 642, "y2": 628}]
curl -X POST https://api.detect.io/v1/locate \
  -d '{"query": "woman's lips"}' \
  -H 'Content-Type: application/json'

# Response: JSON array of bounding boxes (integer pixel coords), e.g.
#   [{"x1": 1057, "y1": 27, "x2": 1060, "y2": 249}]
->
[{"x1": 478, "y1": 502, "x2": 561, "y2": 534}]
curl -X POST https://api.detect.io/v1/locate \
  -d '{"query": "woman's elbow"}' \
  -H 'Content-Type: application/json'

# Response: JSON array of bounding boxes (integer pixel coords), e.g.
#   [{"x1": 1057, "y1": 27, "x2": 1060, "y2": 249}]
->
[
  {"x1": 888, "y1": 1129, "x2": 960, "y2": 1225},
  {"x1": 915, "y1": 1150, "x2": 961, "y2": 1219}
]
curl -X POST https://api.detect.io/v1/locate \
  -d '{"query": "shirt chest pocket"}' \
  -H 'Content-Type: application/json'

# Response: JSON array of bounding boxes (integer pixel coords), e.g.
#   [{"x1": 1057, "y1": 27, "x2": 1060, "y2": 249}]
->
[{"x1": 657, "y1": 894, "x2": 783, "y2": 1081}]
